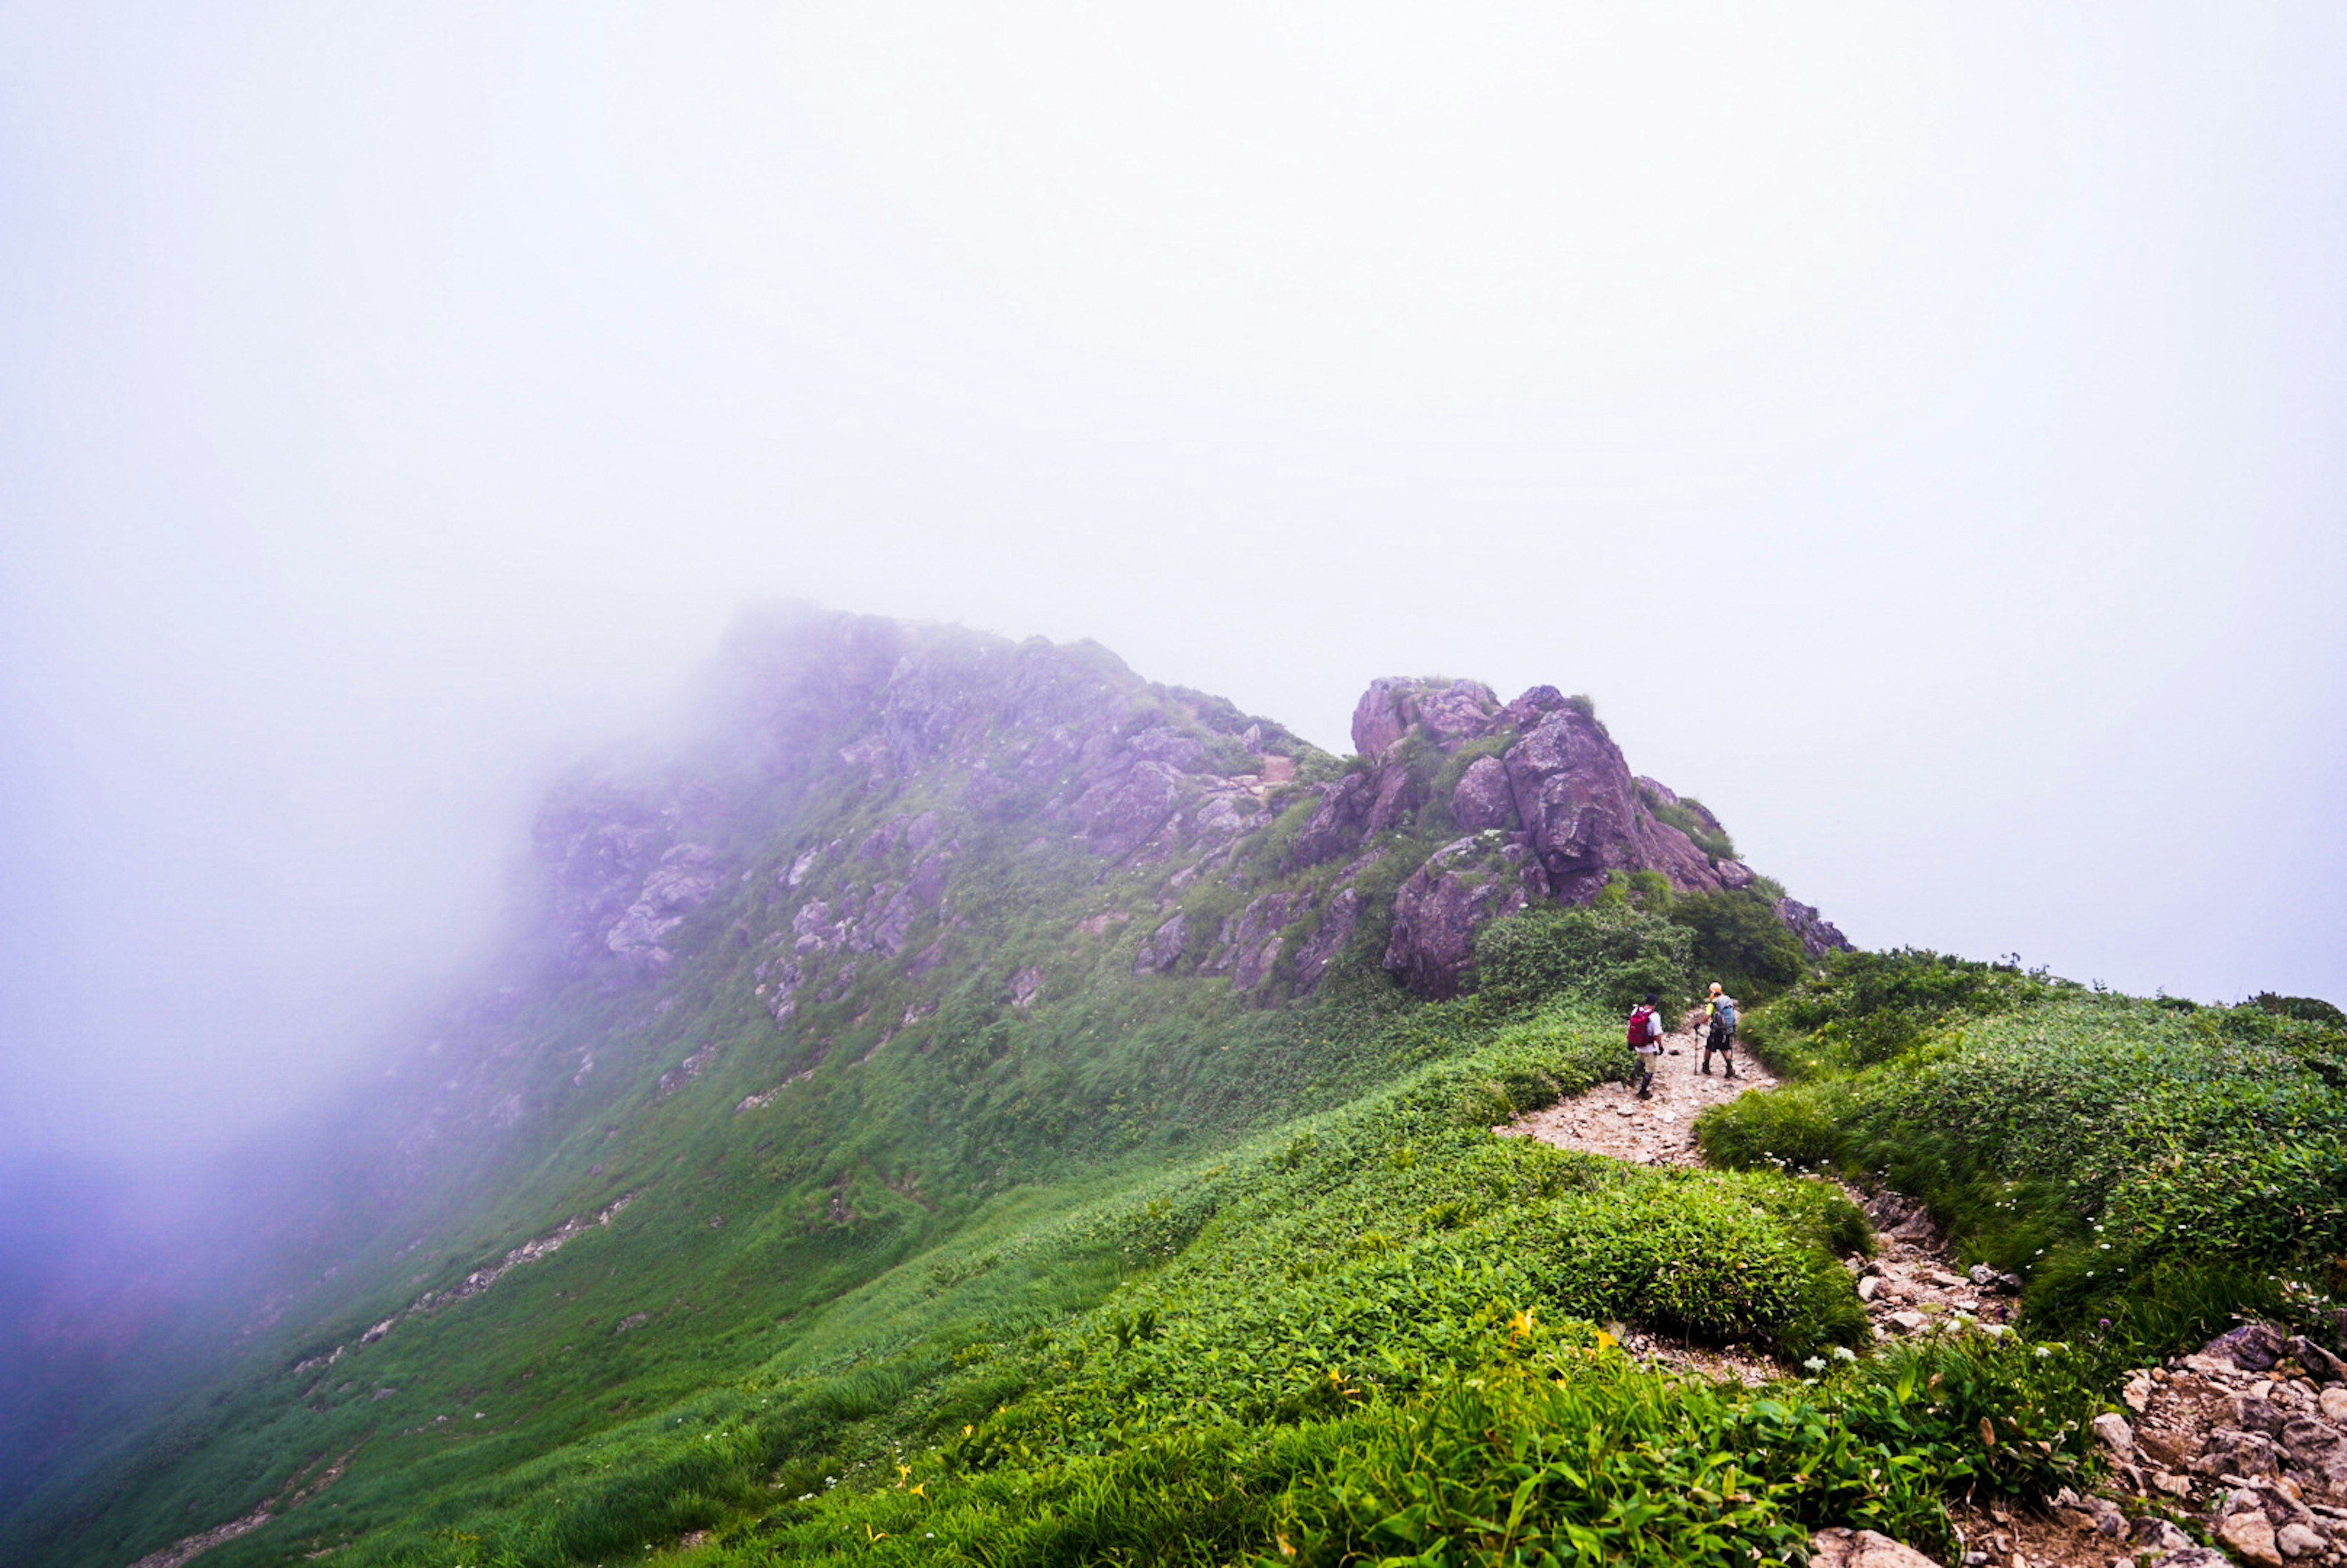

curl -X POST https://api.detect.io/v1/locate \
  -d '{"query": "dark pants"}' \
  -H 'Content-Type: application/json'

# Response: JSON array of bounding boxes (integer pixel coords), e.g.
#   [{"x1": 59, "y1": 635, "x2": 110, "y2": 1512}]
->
[{"x1": 1703, "y1": 1022, "x2": 1736, "y2": 1073}]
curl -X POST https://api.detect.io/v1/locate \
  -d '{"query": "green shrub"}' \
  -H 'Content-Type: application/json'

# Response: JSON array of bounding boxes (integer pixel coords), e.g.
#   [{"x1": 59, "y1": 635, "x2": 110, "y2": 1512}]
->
[
  {"x1": 1668, "y1": 889, "x2": 1806, "y2": 1002},
  {"x1": 1713, "y1": 983, "x2": 2347, "y2": 1354},
  {"x1": 1261, "y1": 1333, "x2": 2097, "y2": 1568},
  {"x1": 1474, "y1": 906, "x2": 1694, "y2": 1017},
  {"x1": 2249, "y1": 991, "x2": 2347, "y2": 1028},
  {"x1": 1696, "y1": 1081, "x2": 1859, "y2": 1176}
]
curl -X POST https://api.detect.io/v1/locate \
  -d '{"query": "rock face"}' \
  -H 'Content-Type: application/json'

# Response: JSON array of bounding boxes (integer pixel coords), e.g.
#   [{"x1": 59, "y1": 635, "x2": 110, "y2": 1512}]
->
[
  {"x1": 1774, "y1": 896, "x2": 1853, "y2": 959},
  {"x1": 1384, "y1": 837, "x2": 1539, "y2": 998},
  {"x1": 1282, "y1": 675, "x2": 1842, "y2": 996},
  {"x1": 528, "y1": 615, "x2": 1846, "y2": 1013}
]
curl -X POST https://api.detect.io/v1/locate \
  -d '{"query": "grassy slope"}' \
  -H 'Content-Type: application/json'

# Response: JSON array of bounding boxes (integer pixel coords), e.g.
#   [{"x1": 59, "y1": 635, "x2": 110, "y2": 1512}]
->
[
  {"x1": 29, "y1": 935, "x2": 2343, "y2": 1566},
  {"x1": 12, "y1": 620, "x2": 2340, "y2": 1568},
  {"x1": 1697, "y1": 953, "x2": 2347, "y2": 1354}
]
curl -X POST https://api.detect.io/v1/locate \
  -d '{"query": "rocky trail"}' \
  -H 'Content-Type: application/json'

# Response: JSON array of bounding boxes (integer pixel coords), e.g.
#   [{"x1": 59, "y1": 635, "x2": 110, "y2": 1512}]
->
[
  {"x1": 1500, "y1": 1020, "x2": 1776, "y2": 1167},
  {"x1": 1500, "y1": 1022, "x2": 2013, "y2": 1373},
  {"x1": 1499, "y1": 1024, "x2": 2347, "y2": 1568}
]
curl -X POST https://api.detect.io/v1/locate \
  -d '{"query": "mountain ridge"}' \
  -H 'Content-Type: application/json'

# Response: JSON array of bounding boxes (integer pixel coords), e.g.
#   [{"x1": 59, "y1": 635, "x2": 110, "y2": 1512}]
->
[{"x1": 4, "y1": 606, "x2": 1865, "y2": 1568}]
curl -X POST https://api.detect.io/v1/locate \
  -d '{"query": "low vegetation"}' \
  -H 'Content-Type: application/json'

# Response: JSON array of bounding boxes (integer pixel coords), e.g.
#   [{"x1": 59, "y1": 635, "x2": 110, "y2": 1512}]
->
[
  {"x1": 1699, "y1": 950, "x2": 2347, "y2": 1361},
  {"x1": 17, "y1": 892, "x2": 2340, "y2": 1566}
]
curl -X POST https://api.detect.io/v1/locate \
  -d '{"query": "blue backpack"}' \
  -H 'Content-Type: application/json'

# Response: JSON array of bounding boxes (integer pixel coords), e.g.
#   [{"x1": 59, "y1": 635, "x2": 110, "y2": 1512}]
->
[{"x1": 1714, "y1": 998, "x2": 1738, "y2": 1033}]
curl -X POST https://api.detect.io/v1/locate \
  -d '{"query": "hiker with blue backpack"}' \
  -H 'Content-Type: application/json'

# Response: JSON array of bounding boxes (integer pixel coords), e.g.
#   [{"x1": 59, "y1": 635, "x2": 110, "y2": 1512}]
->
[{"x1": 1702, "y1": 982, "x2": 1739, "y2": 1078}]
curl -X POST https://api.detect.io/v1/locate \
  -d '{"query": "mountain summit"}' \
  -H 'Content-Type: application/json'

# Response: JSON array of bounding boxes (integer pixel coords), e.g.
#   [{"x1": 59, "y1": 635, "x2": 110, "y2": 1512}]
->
[{"x1": 539, "y1": 606, "x2": 1842, "y2": 1016}]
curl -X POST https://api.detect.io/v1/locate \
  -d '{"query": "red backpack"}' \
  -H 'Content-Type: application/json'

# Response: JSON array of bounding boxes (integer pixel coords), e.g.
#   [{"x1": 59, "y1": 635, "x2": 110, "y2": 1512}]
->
[{"x1": 1626, "y1": 1005, "x2": 1655, "y2": 1047}]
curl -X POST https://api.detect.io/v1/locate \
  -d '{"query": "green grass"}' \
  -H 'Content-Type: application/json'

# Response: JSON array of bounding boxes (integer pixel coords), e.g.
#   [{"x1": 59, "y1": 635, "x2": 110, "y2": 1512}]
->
[
  {"x1": 1698, "y1": 950, "x2": 2347, "y2": 1358},
  {"x1": 17, "y1": 783, "x2": 2337, "y2": 1568},
  {"x1": 152, "y1": 990, "x2": 2117, "y2": 1568}
]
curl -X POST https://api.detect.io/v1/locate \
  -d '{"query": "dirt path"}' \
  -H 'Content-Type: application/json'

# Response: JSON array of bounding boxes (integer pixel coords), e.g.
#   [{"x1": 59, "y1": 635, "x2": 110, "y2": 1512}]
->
[
  {"x1": 1496, "y1": 1020, "x2": 2016, "y2": 1374},
  {"x1": 1494, "y1": 1020, "x2": 1790, "y2": 1383},
  {"x1": 1499, "y1": 1022, "x2": 1771, "y2": 1165},
  {"x1": 1497, "y1": 1020, "x2": 2004, "y2": 1341},
  {"x1": 1493, "y1": 1022, "x2": 2187, "y2": 1568}
]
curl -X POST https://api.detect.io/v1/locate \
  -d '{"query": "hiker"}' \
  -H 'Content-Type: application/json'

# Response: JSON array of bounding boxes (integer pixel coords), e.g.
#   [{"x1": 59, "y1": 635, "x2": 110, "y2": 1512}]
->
[
  {"x1": 1701, "y1": 982, "x2": 1739, "y2": 1079},
  {"x1": 1625, "y1": 991, "x2": 1665, "y2": 1099}
]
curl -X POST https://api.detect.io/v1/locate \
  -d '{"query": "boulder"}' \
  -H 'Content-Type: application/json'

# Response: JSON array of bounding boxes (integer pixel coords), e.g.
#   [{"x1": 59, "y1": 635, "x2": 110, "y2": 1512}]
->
[
  {"x1": 1497, "y1": 684, "x2": 1568, "y2": 731},
  {"x1": 1364, "y1": 766, "x2": 1422, "y2": 833},
  {"x1": 1806, "y1": 1527, "x2": 1942, "y2": 1568},
  {"x1": 2238, "y1": 1394, "x2": 2290, "y2": 1437},
  {"x1": 1351, "y1": 676, "x2": 1500, "y2": 758},
  {"x1": 1449, "y1": 755, "x2": 1516, "y2": 831},
  {"x1": 2196, "y1": 1427, "x2": 2282, "y2": 1478},
  {"x1": 1350, "y1": 679, "x2": 1416, "y2": 758},
  {"x1": 2217, "y1": 1509, "x2": 2283, "y2": 1568},
  {"x1": 2092, "y1": 1412, "x2": 2136, "y2": 1455},
  {"x1": 2279, "y1": 1413, "x2": 2347, "y2": 1488},
  {"x1": 1383, "y1": 837, "x2": 1532, "y2": 998},
  {"x1": 2205, "y1": 1322, "x2": 2290, "y2": 1372},
  {"x1": 1287, "y1": 772, "x2": 1376, "y2": 872},
  {"x1": 1065, "y1": 760, "x2": 1186, "y2": 860},
  {"x1": 2285, "y1": 1335, "x2": 2347, "y2": 1382},
  {"x1": 1503, "y1": 706, "x2": 1648, "y2": 900},
  {"x1": 2277, "y1": 1520, "x2": 2327, "y2": 1558},
  {"x1": 1209, "y1": 893, "x2": 1312, "y2": 994},
  {"x1": 1288, "y1": 888, "x2": 1361, "y2": 998},
  {"x1": 1134, "y1": 913, "x2": 1187, "y2": 976}
]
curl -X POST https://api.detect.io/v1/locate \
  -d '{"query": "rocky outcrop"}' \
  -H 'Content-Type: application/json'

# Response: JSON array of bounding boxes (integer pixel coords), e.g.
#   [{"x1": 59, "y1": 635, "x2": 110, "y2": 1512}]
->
[
  {"x1": 1289, "y1": 888, "x2": 1361, "y2": 998},
  {"x1": 1384, "y1": 836, "x2": 1540, "y2": 999},
  {"x1": 1134, "y1": 912, "x2": 1188, "y2": 976},
  {"x1": 1351, "y1": 677, "x2": 1500, "y2": 758},
  {"x1": 1272, "y1": 673, "x2": 1834, "y2": 996},
  {"x1": 1774, "y1": 896, "x2": 1854, "y2": 957},
  {"x1": 1449, "y1": 755, "x2": 1516, "y2": 832},
  {"x1": 1208, "y1": 892, "x2": 1313, "y2": 994},
  {"x1": 534, "y1": 617, "x2": 1844, "y2": 1015},
  {"x1": 603, "y1": 843, "x2": 718, "y2": 971}
]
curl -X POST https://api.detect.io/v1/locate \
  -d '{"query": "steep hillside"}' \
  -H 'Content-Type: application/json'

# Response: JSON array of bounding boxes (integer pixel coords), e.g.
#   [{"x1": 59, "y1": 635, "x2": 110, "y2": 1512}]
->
[
  {"x1": 20, "y1": 609, "x2": 2342, "y2": 1568},
  {"x1": 0, "y1": 608, "x2": 1841, "y2": 1566}
]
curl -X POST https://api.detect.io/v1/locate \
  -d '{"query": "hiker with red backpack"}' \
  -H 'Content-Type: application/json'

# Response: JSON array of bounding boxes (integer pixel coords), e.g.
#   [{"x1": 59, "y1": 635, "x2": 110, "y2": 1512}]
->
[{"x1": 1625, "y1": 991, "x2": 1665, "y2": 1099}]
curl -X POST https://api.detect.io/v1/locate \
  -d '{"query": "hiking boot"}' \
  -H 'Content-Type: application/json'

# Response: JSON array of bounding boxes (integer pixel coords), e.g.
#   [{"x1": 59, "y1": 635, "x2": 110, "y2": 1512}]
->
[
  {"x1": 1700, "y1": 1059, "x2": 1711, "y2": 1074},
  {"x1": 1724, "y1": 1065, "x2": 1738, "y2": 1079}
]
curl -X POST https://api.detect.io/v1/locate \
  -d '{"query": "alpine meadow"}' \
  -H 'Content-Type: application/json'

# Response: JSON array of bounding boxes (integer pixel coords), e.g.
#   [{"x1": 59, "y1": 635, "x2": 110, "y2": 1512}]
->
[{"x1": 8, "y1": 607, "x2": 2343, "y2": 1568}]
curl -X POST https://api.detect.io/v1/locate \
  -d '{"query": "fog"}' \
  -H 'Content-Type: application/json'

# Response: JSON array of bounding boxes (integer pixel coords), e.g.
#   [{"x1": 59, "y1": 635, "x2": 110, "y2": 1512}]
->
[{"x1": 4, "y1": 3, "x2": 2344, "y2": 1181}]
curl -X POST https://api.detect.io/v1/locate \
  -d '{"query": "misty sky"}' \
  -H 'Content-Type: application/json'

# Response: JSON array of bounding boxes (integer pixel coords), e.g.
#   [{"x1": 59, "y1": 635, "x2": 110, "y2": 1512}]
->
[{"x1": 4, "y1": 4, "x2": 2344, "y2": 1164}]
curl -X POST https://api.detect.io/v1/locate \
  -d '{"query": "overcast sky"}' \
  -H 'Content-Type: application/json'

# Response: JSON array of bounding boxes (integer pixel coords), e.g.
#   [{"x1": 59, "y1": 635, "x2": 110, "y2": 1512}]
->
[{"x1": 4, "y1": 3, "x2": 2343, "y2": 1162}]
